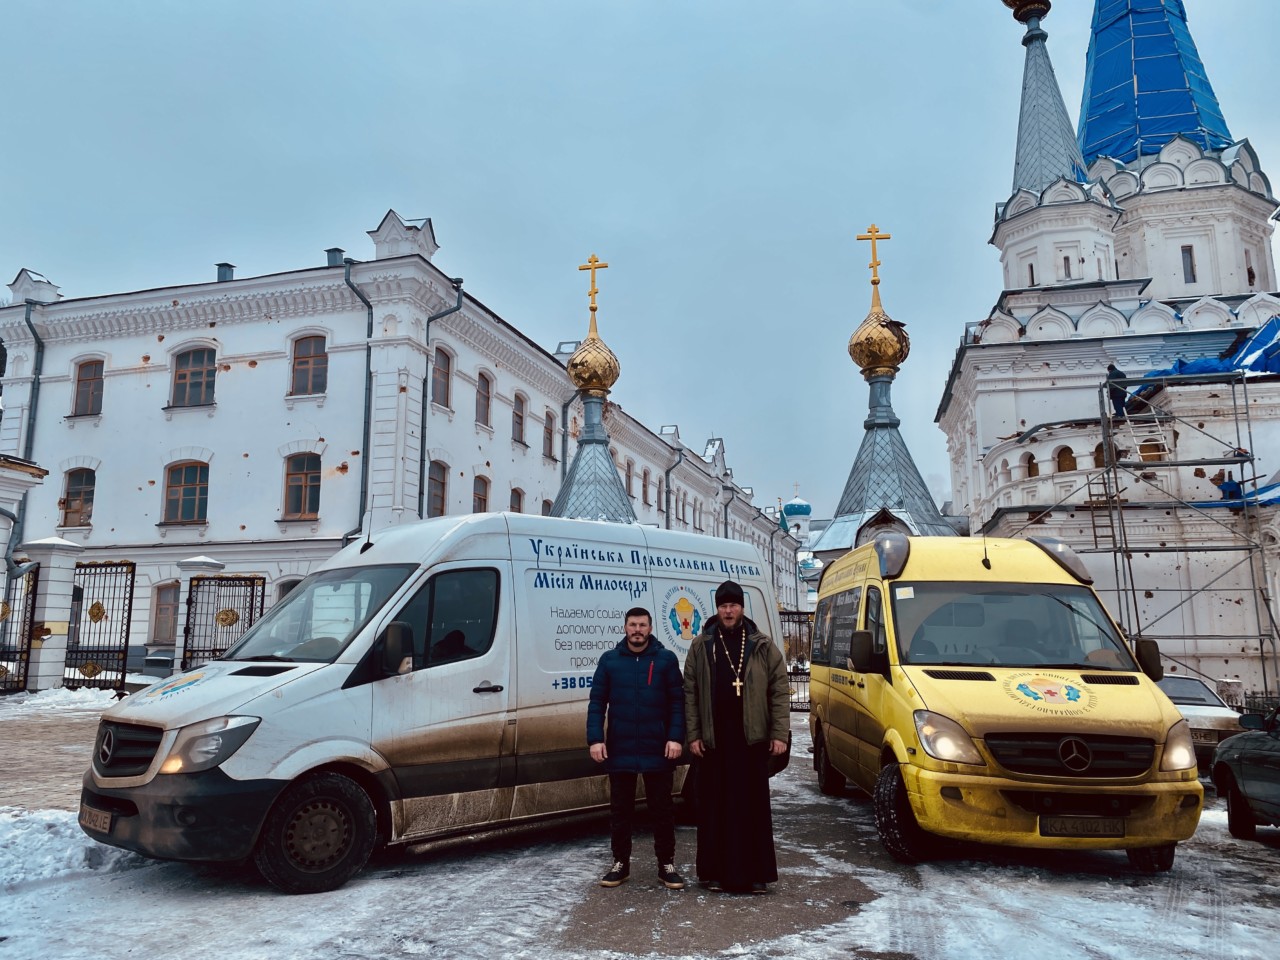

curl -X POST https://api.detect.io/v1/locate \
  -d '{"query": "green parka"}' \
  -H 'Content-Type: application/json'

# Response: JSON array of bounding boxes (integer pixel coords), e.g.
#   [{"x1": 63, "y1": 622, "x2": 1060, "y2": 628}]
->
[{"x1": 683, "y1": 616, "x2": 790, "y2": 749}]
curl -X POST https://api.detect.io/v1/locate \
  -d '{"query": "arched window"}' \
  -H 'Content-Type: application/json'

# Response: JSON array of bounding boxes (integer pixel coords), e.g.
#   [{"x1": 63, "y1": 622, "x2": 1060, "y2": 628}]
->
[
  {"x1": 475, "y1": 372, "x2": 492, "y2": 426},
  {"x1": 1022, "y1": 453, "x2": 1039, "y2": 479},
  {"x1": 1094, "y1": 443, "x2": 1107, "y2": 468},
  {"x1": 431, "y1": 349, "x2": 451, "y2": 408},
  {"x1": 290, "y1": 336, "x2": 328, "y2": 395},
  {"x1": 625, "y1": 460, "x2": 634, "y2": 497},
  {"x1": 61, "y1": 468, "x2": 95, "y2": 526},
  {"x1": 427, "y1": 460, "x2": 448, "y2": 518},
  {"x1": 657, "y1": 478, "x2": 665, "y2": 513},
  {"x1": 1139, "y1": 438, "x2": 1167, "y2": 462},
  {"x1": 73, "y1": 360, "x2": 103, "y2": 416},
  {"x1": 1056, "y1": 448, "x2": 1077, "y2": 472},
  {"x1": 151, "y1": 582, "x2": 180, "y2": 645},
  {"x1": 277, "y1": 579, "x2": 303, "y2": 601},
  {"x1": 541, "y1": 498, "x2": 553, "y2": 516},
  {"x1": 642, "y1": 468, "x2": 651, "y2": 505},
  {"x1": 171, "y1": 348, "x2": 216, "y2": 407},
  {"x1": 164, "y1": 460, "x2": 209, "y2": 523},
  {"x1": 512, "y1": 394, "x2": 526, "y2": 444},
  {"x1": 510, "y1": 488, "x2": 524, "y2": 513},
  {"x1": 473, "y1": 476, "x2": 490, "y2": 513},
  {"x1": 283, "y1": 453, "x2": 322, "y2": 519},
  {"x1": 543, "y1": 412, "x2": 556, "y2": 459}
]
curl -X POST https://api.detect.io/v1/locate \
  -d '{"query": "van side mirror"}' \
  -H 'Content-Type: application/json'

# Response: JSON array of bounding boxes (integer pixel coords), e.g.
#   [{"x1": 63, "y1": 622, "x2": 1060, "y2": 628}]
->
[
  {"x1": 1134, "y1": 638, "x2": 1163, "y2": 681},
  {"x1": 382, "y1": 621, "x2": 412, "y2": 675},
  {"x1": 849, "y1": 630, "x2": 873, "y2": 672}
]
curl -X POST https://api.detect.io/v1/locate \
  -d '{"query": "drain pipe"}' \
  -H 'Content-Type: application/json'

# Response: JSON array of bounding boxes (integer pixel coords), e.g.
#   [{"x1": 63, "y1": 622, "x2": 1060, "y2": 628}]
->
[
  {"x1": 663, "y1": 448, "x2": 685, "y2": 530},
  {"x1": 342, "y1": 261, "x2": 375, "y2": 544},
  {"x1": 721, "y1": 485, "x2": 735, "y2": 539},
  {"x1": 559, "y1": 390, "x2": 581, "y2": 480},
  {"x1": 416, "y1": 278, "x2": 465, "y2": 518},
  {"x1": 8, "y1": 301, "x2": 46, "y2": 551}
]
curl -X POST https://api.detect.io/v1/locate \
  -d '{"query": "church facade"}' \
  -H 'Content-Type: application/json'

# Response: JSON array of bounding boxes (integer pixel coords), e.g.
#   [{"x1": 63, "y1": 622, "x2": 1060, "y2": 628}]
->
[
  {"x1": 938, "y1": 0, "x2": 1280, "y2": 695},
  {"x1": 0, "y1": 212, "x2": 798, "y2": 667}
]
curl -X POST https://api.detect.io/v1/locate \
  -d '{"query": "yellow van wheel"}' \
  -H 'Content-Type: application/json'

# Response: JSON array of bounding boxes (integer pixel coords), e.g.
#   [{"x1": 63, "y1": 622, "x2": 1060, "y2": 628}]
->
[
  {"x1": 1125, "y1": 843, "x2": 1176, "y2": 873},
  {"x1": 873, "y1": 762, "x2": 934, "y2": 864},
  {"x1": 814, "y1": 732, "x2": 845, "y2": 796}
]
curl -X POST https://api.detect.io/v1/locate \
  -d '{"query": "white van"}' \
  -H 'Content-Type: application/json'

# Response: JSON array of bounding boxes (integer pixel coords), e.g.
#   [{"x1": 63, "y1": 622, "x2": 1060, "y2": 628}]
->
[{"x1": 78, "y1": 514, "x2": 785, "y2": 892}]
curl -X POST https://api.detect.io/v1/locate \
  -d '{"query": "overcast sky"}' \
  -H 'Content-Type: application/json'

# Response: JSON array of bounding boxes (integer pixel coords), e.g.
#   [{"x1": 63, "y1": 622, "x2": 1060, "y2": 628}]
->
[{"x1": 3, "y1": 1, "x2": 1276, "y2": 520}]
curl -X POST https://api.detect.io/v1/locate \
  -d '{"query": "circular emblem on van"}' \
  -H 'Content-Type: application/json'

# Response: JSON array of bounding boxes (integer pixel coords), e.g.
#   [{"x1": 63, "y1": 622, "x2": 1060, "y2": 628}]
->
[
  {"x1": 99, "y1": 728, "x2": 116, "y2": 766},
  {"x1": 1058, "y1": 736, "x2": 1092, "y2": 772},
  {"x1": 1001, "y1": 672, "x2": 1098, "y2": 714},
  {"x1": 145, "y1": 672, "x2": 207, "y2": 699},
  {"x1": 660, "y1": 586, "x2": 709, "y2": 658}
]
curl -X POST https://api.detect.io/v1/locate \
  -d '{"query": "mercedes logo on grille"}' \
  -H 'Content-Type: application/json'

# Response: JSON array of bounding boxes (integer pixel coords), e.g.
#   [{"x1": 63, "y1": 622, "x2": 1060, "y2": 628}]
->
[
  {"x1": 1058, "y1": 736, "x2": 1092, "y2": 772},
  {"x1": 98, "y1": 728, "x2": 115, "y2": 767}
]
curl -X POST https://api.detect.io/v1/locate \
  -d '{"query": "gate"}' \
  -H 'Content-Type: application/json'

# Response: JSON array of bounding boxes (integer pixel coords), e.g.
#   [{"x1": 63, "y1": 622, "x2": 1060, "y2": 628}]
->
[
  {"x1": 0, "y1": 565, "x2": 41, "y2": 694},
  {"x1": 182, "y1": 575, "x2": 266, "y2": 669},
  {"x1": 66, "y1": 561, "x2": 136, "y2": 691},
  {"x1": 779, "y1": 610, "x2": 813, "y2": 712}
]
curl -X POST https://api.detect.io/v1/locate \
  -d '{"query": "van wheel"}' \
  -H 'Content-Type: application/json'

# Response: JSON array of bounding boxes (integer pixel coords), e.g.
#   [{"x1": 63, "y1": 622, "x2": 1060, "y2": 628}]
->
[
  {"x1": 253, "y1": 773, "x2": 376, "y2": 894},
  {"x1": 1126, "y1": 842, "x2": 1176, "y2": 873},
  {"x1": 873, "y1": 762, "x2": 933, "y2": 864},
  {"x1": 815, "y1": 734, "x2": 844, "y2": 796},
  {"x1": 1225, "y1": 780, "x2": 1257, "y2": 841}
]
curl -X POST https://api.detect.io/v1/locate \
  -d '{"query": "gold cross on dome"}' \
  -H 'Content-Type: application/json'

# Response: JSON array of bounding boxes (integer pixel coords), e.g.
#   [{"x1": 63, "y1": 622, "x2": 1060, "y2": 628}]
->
[
  {"x1": 856, "y1": 224, "x2": 892, "y2": 286},
  {"x1": 578, "y1": 254, "x2": 609, "y2": 315}
]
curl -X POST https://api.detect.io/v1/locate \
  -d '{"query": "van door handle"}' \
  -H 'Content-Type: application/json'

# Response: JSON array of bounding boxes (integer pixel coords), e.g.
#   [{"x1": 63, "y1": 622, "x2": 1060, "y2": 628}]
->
[
  {"x1": 855, "y1": 679, "x2": 865, "y2": 689},
  {"x1": 473, "y1": 683, "x2": 504, "y2": 694}
]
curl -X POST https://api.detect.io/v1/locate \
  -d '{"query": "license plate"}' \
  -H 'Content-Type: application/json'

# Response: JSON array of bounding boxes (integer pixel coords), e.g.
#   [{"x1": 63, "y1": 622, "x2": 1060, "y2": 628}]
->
[
  {"x1": 1191, "y1": 730, "x2": 1216, "y2": 744},
  {"x1": 1039, "y1": 816, "x2": 1125, "y2": 838},
  {"x1": 79, "y1": 803, "x2": 112, "y2": 834}
]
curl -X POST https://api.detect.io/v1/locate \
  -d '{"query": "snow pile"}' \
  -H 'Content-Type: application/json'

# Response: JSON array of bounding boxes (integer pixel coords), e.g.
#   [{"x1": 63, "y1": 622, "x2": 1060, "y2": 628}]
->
[
  {"x1": 0, "y1": 807, "x2": 140, "y2": 889},
  {"x1": 0, "y1": 686, "x2": 115, "y2": 719}
]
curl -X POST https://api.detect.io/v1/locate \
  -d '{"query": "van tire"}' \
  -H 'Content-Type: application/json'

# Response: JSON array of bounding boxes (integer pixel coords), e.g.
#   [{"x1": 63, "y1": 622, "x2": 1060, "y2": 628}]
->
[
  {"x1": 873, "y1": 762, "x2": 932, "y2": 864},
  {"x1": 253, "y1": 773, "x2": 377, "y2": 894},
  {"x1": 814, "y1": 733, "x2": 844, "y2": 796},
  {"x1": 1125, "y1": 842, "x2": 1176, "y2": 873},
  {"x1": 1225, "y1": 780, "x2": 1257, "y2": 841}
]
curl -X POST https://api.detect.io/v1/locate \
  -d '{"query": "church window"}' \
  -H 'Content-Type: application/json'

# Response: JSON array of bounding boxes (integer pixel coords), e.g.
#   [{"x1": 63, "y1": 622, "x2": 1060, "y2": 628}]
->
[
  {"x1": 1181, "y1": 246, "x2": 1197, "y2": 284},
  {"x1": 541, "y1": 498, "x2": 553, "y2": 516},
  {"x1": 473, "y1": 476, "x2": 490, "y2": 513},
  {"x1": 151, "y1": 582, "x2": 180, "y2": 645},
  {"x1": 1027, "y1": 263, "x2": 1036, "y2": 286},
  {"x1": 1096, "y1": 258, "x2": 1103, "y2": 280},
  {"x1": 1022, "y1": 453, "x2": 1039, "y2": 479},
  {"x1": 656, "y1": 478, "x2": 665, "y2": 513},
  {"x1": 512, "y1": 394, "x2": 526, "y2": 444},
  {"x1": 1094, "y1": 443, "x2": 1107, "y2": 468},
  {"x1": 61, "y1": 468, "x2": 95, "y2": 527},
  {"x1": 642, "y1": 468, "x2": 651, "y2": 505},
  {"x1": 290, "y1": 336, "x2": 328, "y2": 395},
  {"x1": 1139, "y1": 438, "x2": 1166, "y2": 462},
  {"x1": 431, "y1": 349, "x2": 451, "y2": 408},
  {"x1": 510, "y1": 488, "x2": 524, "y2": 513},
  {"x1": 283, "y1": 453, "x2": 321, "y2": 520},
  {"x1": 73, "y1": 361, "x2": 103, "y2": 416},
  {"x1": 475, "y1": 373, "x2": 492, "y2": 426},
  {"x1": 1055, "y1": 448, "x2": 1077, "y2": 472},
  {"x1": 625, "y1": 460, "x2": 634, "y2": 497},
  {"x1": 164, "y1": 460, "x2": 209, "y2": 523},
  {"x1": 427, "y1": 461, "x2": 448, "y2": 518},
  {"x1": 543, "y1": 412, "x2": 556, "y2": 459},
  {"x1": 1062, "y1": 255, "x2": 1072, "y2": 280},
  {"x1": 1246, "y1": 250, "x2": 1256, "y2": 288},
  {"x1": 171, "y1": 348, "x2": 216, "y2": 407}
]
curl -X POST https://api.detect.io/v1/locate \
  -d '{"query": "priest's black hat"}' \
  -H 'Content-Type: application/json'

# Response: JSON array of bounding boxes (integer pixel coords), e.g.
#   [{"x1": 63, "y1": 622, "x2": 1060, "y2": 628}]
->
[{"x1": 714, "y1": 580, "x2": 745, "y2": 607}]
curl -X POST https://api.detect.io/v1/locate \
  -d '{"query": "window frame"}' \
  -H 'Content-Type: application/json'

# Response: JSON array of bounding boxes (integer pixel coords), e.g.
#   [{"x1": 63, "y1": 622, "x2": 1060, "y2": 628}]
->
[
  {"x1": 509, "y1": 488, "x2": 524, "y2": 513},
  {"x1": 290, "y1": 335, "x2": 328, "y2": 396},
  {"x1": 431, "y1": 348, "x2": 452, "y2": 409},
  {"x1": 475, "y1": 372, "x2": 492, "y2": 426},
  {"x1": 283, "y1": 452, "x2": 322, "y2": 520},
  {"x1": 473, "y1": 475, "x2": 490, "y2": 513},
  {"x1": 512, "y1": 394, "x2": 526, "y2": 445},
  {"x1": 170, "y1": 347, "x2": 217, "y2": 408},
  {"x1": 427, "y1": 460, "x2": 448, "y2": 518},
  {"x1": 163, "y1": 459, "x2": 210, "y2": 524},
  {"x1": 72, "y1": 360, "x2": 104, "y2": 417},
  {"x1": 542, "y1": 412, "x2": 556, "y2": 459},
  {"x1": 61, "y1": 468, "x2": 96, "y2": 527}
]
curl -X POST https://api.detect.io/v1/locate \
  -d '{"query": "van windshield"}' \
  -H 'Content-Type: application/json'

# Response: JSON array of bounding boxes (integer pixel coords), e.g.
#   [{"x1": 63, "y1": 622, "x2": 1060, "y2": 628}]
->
[
  {"x1": 224, "y1": 564, "x2": 417, "y2": 663},
  {"x1": 889, "y1": 581, "x2": 1137, "y2": 671}
]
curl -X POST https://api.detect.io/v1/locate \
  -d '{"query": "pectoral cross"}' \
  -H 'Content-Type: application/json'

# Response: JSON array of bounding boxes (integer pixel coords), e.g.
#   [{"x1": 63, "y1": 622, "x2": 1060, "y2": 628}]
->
[{"x1": 732, "y1": 677, "x2": 743, "y2": 697}]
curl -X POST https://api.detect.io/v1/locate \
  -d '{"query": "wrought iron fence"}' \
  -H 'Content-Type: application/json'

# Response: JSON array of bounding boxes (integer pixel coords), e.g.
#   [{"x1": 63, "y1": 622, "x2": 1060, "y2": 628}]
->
[
  {"x1": 788, "y1": 668, "x2": 811, "y2": 713},
  {"x1": 182, "y1": 575, "x2": 266, "y2": 669},
  {"x1": 0, "y1": 565, "x2": 40, "y2": 694},
  {"x1": 65, "y1": 561, "x2": 136, "y2": 691}
]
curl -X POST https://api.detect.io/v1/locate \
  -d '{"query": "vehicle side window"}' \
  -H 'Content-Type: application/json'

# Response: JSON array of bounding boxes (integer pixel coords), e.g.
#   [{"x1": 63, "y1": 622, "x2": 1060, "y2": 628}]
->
[
  {"x1": 865, "y1": 586, "x2": 887, "y2": 657},
  {"x1": 392, "y1": 568, "x2": 500, "y2": 671},
  {"x1": 811, "y1": 597, "x2": 832, "y2": 666},
  {"x1": 828, "y1": 587, "x2": 862, "y2": 669}
]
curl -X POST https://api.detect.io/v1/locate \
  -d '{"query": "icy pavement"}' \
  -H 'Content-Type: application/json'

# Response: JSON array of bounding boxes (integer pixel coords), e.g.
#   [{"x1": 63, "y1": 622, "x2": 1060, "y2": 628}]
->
[{"x1": 1, "y1": 701, "x2": 1278, "y2": 960}]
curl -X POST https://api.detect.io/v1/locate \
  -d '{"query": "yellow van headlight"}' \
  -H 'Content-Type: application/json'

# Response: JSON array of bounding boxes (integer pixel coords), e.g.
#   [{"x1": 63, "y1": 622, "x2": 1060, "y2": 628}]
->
[
  {"x1": 1160, "y1": 719, "x2": 1197, "y2": 772},
  {"x1": 914, "y1": 710, "x2": 984, "y2": 766}
]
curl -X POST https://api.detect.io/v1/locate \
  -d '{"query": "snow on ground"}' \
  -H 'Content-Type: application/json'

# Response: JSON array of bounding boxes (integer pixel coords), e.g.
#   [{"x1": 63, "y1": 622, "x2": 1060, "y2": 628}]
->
[{"x1": 0, "y1": 685, "x2": 118, "y2": 717}]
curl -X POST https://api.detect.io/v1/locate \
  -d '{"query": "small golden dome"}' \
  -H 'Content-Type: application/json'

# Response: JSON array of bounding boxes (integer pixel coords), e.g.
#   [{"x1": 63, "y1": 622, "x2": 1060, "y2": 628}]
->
[
  {"x1": 1003, "y1": 0, "x2": 1051, "y2": 23},
  {"x1": 567, "y1": 324, "x2": 620, "y2": 395},
  {"x1": 848, "y1": 291, "x2": 910, "y2": 378}
]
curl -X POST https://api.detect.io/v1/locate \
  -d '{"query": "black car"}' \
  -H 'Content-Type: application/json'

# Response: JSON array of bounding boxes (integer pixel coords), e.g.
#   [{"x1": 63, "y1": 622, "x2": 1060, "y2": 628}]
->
[{"x1": 1212, "y1": 706, "x2": 1280, "y2": 840}]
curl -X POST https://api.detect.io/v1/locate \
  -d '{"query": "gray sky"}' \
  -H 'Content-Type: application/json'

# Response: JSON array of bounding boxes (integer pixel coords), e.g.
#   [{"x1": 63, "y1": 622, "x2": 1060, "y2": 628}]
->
[{"x1": 4, "y1": 1, "x2": 1277, "y2": 520}]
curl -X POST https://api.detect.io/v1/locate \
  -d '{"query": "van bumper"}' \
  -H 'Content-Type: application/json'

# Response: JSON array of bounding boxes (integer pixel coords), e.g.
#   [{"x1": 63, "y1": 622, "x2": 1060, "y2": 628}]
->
[
  {"x1": 79, "y1": 768, "x2": 287, "y2": 863},
  {"x1": 902, "y1": 766, "x2": 1203, "y2": 849}
]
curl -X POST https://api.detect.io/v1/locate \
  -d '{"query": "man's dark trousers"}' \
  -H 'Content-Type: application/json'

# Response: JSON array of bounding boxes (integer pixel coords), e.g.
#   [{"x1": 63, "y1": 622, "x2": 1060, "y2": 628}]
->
[{"x1": 608, "y1": 770, "x2": 675, "y2": 863}]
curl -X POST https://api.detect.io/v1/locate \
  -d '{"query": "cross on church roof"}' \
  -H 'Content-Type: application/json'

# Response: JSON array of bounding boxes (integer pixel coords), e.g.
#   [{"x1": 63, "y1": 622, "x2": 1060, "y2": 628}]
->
[
  {"x1": 578, "y1": 253, "x2": 609, "y2": 315},
  {"x1": 856, "y1": 224, "x2": 892, "y2": 287}
]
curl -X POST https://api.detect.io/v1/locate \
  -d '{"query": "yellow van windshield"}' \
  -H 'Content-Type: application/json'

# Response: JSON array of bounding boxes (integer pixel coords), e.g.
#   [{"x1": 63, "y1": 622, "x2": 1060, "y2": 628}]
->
[{"x1": 888, "y1": 582, "x2": 1137, "y2": 671}]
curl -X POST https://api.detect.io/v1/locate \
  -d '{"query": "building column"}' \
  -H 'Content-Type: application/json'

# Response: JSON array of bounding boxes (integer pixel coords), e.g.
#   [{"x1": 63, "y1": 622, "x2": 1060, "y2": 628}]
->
[{"x1": 21, "y1": 536, "x2": 85, "y2": 692}]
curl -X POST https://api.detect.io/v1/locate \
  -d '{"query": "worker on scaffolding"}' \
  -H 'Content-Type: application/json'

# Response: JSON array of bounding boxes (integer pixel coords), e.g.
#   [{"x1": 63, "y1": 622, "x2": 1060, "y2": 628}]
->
[{"x1": 1106, "y1": 364, "x2": 1128, "y2": 418}]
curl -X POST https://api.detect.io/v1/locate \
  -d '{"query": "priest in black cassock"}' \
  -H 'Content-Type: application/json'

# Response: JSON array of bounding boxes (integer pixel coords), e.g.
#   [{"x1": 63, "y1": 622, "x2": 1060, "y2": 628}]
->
[{"x1": 683, "y1": 579, "x2": 790, "y2": 893}]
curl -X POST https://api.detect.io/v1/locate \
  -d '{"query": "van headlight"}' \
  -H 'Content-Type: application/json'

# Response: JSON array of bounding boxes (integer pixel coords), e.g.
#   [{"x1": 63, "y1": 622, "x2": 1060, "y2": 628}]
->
[
  {"x1": 1160, "y1": 719, "x2": 1197, "y2": 772},
  {"x1": 159, "y1": 716, "x2": 260, "y2": 775},
  {"x1": 914, "y1": 710, "x2": 984, "y2": 765}
]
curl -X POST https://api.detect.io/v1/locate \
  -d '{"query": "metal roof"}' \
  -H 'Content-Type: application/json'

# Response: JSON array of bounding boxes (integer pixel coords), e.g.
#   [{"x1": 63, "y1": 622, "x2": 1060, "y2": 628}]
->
[
  {"x1": 550, "y1": 394, "x2": 636, "y2": 524},
  {"x1": 1011, "y1": 16, "x2": 1088, "y2": 194}
]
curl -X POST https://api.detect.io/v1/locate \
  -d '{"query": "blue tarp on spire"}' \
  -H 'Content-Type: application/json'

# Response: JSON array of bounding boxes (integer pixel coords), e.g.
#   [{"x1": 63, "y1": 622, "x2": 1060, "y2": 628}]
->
[{"x1": 1078, "y1": 0, "x2": 1232, "y2": 164}]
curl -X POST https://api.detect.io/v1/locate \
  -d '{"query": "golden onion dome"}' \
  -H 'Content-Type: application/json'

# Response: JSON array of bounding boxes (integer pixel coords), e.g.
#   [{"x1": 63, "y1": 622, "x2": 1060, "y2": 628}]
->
[
  {"x1": 567, "y1": 318, "x2": 620, "y2": 396},
  {"x1": 848, "y1": 285, "x2": 910, "y2": 378}
]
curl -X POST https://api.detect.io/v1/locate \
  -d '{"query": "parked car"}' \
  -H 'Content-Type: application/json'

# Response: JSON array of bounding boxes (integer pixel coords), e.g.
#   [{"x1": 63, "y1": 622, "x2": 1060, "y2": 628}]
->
[
  {"x1": 1212, "y1": 706, "x2": 1280, "y2": 840},
  {"x1": 1156, "y1": 676, "x2": 1242, "y2": 772}
]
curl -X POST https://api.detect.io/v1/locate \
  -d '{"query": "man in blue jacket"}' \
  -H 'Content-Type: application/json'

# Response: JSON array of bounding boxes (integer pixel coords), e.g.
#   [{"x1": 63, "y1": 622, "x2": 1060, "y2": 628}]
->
[{"x1": 587, "y1": 606, "x2": 686, "y2": 889}]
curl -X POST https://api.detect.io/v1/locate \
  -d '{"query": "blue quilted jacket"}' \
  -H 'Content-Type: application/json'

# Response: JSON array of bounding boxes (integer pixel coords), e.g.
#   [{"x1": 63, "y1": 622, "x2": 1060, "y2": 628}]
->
[{"x1": 587, "y1": 636, "x2": 685, "y2": 773}]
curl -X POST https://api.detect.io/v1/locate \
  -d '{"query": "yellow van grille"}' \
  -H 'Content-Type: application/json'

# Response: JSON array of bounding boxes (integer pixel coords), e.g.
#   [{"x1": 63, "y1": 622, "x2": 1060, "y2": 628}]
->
[{"x1": 985, "y1": 733, "x2": 1154, "y2": 777}]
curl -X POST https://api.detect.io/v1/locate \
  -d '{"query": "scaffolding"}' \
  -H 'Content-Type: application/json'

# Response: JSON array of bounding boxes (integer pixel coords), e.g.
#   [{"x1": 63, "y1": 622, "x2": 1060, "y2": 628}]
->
[{"x1": 1084, "y1": 369, "x2": 1280, "y2": 698}]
